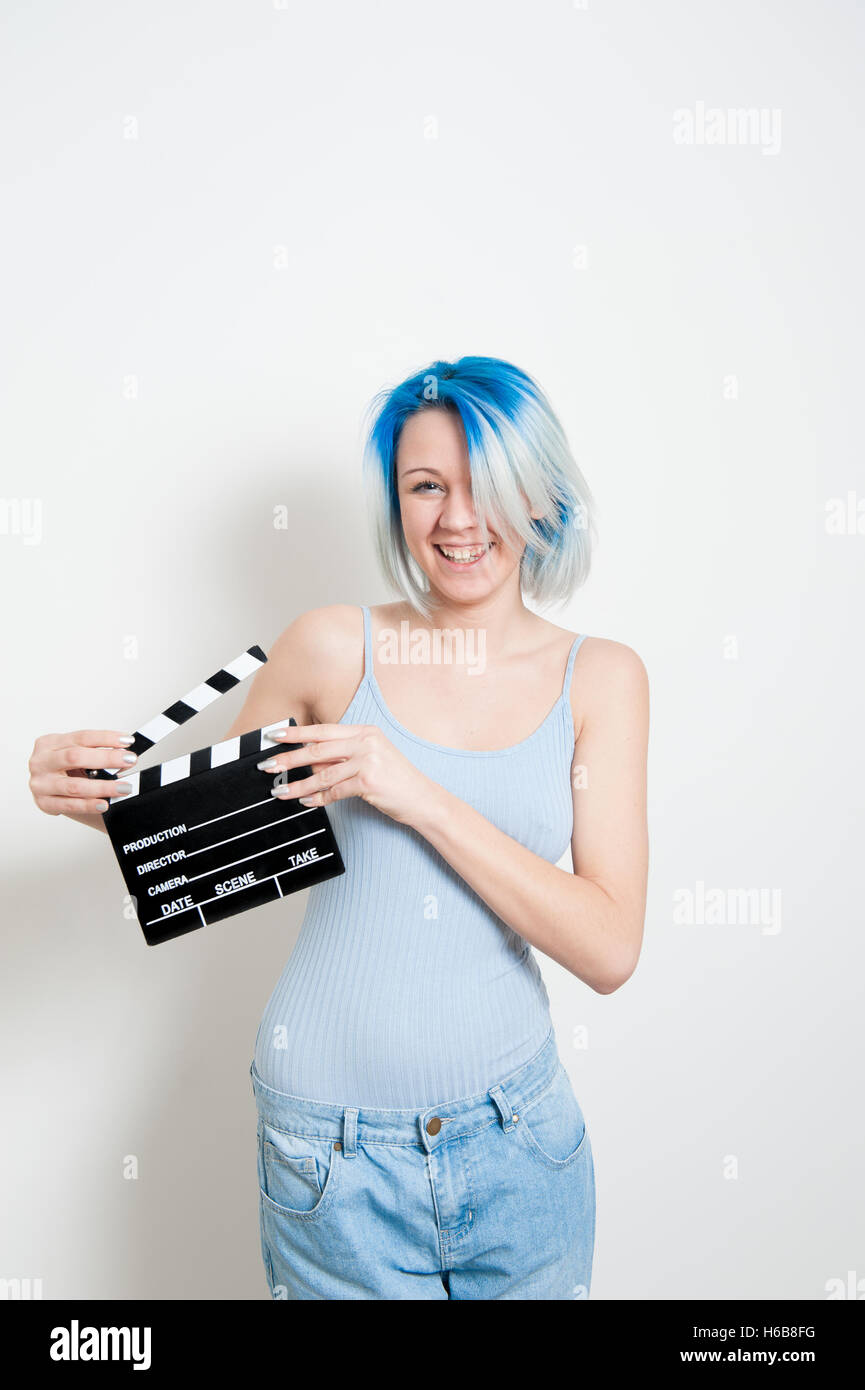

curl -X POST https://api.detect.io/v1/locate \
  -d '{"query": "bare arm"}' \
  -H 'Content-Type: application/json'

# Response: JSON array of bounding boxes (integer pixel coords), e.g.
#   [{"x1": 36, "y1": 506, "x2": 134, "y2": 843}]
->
[
  {"x1": 409, "y1": 641, "x2": 649, "y2": 992},
  {"x1": 28, "y1": 606, "x2": 356, "y2": 835},
  {"x1": 268, "y1": 637, "x2": 650, "y2": 994},
  {"x1": 219, "y1": 604, "x2": 360, "y2": 741}
]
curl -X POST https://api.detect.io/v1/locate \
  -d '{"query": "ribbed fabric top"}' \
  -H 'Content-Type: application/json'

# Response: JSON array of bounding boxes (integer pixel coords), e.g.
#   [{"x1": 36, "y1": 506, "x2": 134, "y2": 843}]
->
[{"x1": 253, "y1": 606, "x2": 586, "y2": 1109}]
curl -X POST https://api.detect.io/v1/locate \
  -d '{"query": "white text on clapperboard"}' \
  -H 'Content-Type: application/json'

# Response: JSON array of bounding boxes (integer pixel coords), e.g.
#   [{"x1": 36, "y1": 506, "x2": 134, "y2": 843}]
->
[{"x1": 123, "y1": 826, "x2": 322, "y2": 915}]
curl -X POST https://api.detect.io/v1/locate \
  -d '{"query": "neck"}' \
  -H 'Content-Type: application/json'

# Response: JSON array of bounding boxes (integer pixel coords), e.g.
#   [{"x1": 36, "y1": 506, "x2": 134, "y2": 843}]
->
[{"x1": 413, "y1": 586, "x2": 538, "y2": 651}]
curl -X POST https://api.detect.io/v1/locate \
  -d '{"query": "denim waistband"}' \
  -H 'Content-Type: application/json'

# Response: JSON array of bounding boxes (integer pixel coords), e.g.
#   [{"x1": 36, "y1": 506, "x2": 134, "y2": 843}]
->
[{"x1": 249, "y1": 1027, "x2": 560, "y2": 1153}]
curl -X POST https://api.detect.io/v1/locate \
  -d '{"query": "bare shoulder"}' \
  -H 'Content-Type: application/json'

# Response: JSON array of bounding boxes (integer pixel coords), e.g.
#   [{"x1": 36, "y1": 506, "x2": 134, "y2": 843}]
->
[
  {"x1": 271, "y1": 603, "x2": 363, "y2": 663},
  {"x1": 268, "y1": 604, "x2": 365, "y2": 721},
  {"x1": 569, "y1": 635, "x2": 649, "y2": 742},
  {"x1": 574, "y1": 634, "x2": 648, "y2": 685},
  {"x1": 221, "y1": 605, "x2": 365, "y2": 739}
]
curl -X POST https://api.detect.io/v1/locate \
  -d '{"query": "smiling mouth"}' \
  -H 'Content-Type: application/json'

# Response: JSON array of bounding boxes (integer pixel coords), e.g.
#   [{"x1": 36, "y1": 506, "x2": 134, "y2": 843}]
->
[{"x1": 433, "y1": 542, "x2": 495, "y2": 567}]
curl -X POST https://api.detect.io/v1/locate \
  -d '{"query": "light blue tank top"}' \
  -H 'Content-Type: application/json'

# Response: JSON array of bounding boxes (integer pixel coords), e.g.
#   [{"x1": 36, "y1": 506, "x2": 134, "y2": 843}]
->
[{"x1": 253, "y1": 605, "x2": 586, "y2": 1108}]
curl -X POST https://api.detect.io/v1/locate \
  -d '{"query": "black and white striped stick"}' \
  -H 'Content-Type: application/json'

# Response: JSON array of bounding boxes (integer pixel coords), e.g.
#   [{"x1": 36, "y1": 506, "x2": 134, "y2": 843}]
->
[{"x1": 85, "y1": 645, "x2": 291, "y2": 798}]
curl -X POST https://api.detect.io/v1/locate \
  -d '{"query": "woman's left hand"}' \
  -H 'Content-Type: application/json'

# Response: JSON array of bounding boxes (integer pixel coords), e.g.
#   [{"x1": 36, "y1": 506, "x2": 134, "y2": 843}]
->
[{"x1": 259, "y1": 723, "x2": 433, "y2": 826}]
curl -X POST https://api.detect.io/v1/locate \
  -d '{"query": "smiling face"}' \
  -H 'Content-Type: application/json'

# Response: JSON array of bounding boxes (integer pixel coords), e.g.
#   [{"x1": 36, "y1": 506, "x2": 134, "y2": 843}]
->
[{"x1": 395, "y1": 407, "x2": 527, "y2": 606}]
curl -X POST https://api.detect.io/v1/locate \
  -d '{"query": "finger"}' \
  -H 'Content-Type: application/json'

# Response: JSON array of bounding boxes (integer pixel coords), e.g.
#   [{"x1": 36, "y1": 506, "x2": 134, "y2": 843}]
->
[
  {"x1": 257, "y1": 739, "x2": 358, "y2": 772},
  {"x1": 267, "y1": 723, "x2": 361, "y2": 743},
  {"x1": 37, "y1": 772, "x2": 134, "y2": 801},
  {"x1": 270, "y1": 758, "x2": 360, "y2": 800},
  {"x1": 299, "y1": 772, "x2": 365, "y2": 808},
  {"x1": 38, "y1": 730, "x2": 137, "y2": 753},
  {"x1": 64, "y1": 746, "x2": 139, "y2": 773},
  {"x1": 30, "y1": 739, "x2": 138, "y2": 775},
  {"x1": 38, "y1": 796, "x2": 113, "y2": 816}
]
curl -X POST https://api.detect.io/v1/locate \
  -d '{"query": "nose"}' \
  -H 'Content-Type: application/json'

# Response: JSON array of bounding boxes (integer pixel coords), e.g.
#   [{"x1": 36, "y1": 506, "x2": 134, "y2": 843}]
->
[{"x1": 438, "y1": 484, "x2": 478, "y2": 534}]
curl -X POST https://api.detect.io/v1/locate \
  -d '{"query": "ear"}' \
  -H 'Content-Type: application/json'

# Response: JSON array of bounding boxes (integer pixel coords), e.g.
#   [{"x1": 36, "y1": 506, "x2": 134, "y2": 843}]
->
[{"x1": 520, "y1": 487, "x2": 545, "y2": 522}]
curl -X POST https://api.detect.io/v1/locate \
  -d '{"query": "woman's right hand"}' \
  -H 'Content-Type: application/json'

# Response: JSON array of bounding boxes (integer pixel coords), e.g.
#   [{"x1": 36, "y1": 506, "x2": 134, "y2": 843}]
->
[{"x1": 28, "y1": 731, "x2": 138, "y2": 821}]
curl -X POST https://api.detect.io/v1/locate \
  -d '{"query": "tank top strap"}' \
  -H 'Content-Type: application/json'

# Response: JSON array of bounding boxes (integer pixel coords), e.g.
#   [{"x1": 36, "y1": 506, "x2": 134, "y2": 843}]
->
[
  {"x1": 360, "y1": 604, "x2": 373, "y2": 681},
  {"x1": 561, "y1": 632, "x2": 587, "y2": 699}
]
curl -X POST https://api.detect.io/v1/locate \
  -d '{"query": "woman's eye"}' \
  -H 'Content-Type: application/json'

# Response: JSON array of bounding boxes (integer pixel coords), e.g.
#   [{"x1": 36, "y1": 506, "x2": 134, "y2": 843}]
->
[{"x1": 411, "y1": 480, "x2": 442, "y2": 493}]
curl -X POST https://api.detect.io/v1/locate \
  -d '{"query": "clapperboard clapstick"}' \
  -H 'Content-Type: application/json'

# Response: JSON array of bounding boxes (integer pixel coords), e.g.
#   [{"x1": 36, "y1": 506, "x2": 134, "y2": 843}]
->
[{"x1": 86, "y1": 646, "x2": 345, "y2": 945}]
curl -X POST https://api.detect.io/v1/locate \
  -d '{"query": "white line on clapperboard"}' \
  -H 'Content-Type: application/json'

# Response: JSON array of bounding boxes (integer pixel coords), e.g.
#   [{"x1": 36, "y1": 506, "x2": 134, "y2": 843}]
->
[
  {"x1": 186, "y1": 796, "x2": 307, "y2": 836},
  {"x1": 183, "y1": 803, "x2": 312, "y2": 857},
  {"x1": 196, "y1": 854, "x2": 334, "y2": 927},
  {"x1": 183, "y1": 828, "x2": 325, "y2": 883},
  {"x1": 150, "y1": 854, "x2": 336, "y2": 929},
  {"x1": 144, "y1": 834, "x2": 331, "y2": 927}
]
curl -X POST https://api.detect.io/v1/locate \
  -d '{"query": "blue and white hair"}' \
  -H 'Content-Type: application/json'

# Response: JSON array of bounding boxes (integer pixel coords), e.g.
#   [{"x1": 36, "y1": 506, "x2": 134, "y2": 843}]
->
[{"x1": 361, "y1": 355, "x2": 597, "y2": 618}]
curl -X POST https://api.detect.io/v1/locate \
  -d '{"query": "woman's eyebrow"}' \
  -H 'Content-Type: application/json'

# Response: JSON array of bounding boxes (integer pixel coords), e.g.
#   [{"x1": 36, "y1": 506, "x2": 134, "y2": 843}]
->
[{"x1": 400, "y1": 466, "x2": 445, "y2": 478}]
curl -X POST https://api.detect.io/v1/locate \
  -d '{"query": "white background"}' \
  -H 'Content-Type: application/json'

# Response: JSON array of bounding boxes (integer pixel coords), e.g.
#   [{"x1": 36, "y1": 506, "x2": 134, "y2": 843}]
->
[{"x1": 1, "y1": 0, "x2": 862, "y2": 1299}]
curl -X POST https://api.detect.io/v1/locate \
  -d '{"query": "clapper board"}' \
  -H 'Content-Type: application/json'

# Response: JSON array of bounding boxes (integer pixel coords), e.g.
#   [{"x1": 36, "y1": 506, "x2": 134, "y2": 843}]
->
[{"x1": 85, "y1": 645, "x2": 345, "y2": 945}]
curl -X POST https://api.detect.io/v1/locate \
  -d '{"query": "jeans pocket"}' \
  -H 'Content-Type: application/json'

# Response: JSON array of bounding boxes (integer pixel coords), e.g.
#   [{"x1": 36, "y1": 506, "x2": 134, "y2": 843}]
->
[
  {"x1": 258, "y1": 1121, "x2": 342, "y2": 1219},
  {"x1": 516, "y1": 1062, "x2": 589, "y2": 1170}
]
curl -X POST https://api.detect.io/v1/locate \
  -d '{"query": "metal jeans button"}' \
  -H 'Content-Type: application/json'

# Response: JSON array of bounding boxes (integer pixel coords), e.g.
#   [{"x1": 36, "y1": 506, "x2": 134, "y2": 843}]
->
[{"x1": 425, "y1": 1116, "x2": 442, "y2": 1136}]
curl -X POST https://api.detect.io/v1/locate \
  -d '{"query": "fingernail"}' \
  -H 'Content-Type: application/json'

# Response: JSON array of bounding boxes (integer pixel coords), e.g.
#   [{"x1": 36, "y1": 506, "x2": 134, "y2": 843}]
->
[
  {"x1": 95, "y1": 801, "x2": 108, "y2": 812},
  {"x1": 270, "y1": 785, "x2": 290, "y2": 796},
  {"x1": 117, "y1": 735, "x2": 135, "y2": 745},
  {"x1": 298, "y1": 797, "x2": 318, "y2": 807},
  {"x1": 121, "y1": 753, "x2": 137, "y2": 764},
  {"x1": 257, "y1": 759, "x2": 279, "y2": 771}
]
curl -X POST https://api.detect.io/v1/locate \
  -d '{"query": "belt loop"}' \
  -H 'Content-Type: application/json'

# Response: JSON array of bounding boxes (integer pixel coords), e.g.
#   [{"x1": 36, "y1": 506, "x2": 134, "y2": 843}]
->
[
  {"x1": 342, "y1": 1106, "x2": 358, "y2": 1158},
  {"x1": 488, "y1": 1083, "x2": 516, "y2": 1132}
]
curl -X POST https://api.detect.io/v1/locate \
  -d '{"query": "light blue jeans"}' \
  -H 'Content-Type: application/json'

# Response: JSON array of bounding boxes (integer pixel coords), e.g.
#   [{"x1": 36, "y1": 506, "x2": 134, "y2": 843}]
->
[{"x1": 249, "y1": 1028, "x2": 595, "y2": 1300}]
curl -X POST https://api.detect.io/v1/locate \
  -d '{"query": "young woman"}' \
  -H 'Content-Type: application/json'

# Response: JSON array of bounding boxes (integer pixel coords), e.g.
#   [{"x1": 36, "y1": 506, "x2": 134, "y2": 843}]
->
[{"x1": 29, "y1": 356, "x2": 649, "y2": 1300}]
